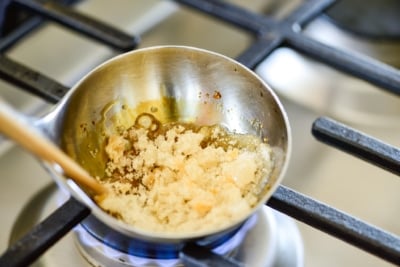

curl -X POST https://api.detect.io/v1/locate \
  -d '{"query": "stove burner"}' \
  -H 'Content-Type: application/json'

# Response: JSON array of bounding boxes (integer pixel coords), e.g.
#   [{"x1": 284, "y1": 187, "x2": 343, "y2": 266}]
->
[
  {"x1": 325, "y1": 0, "x2": 400, "y2": 40},
  {"x1": 79, "y1": 214, "x2": 256, "y2": 260},
  {"x1": 6, "y1": 184, "x2": 303, "y2": 267},
  {"x1": 75, "y1": 216, "x2": 257, "y2": 266}
]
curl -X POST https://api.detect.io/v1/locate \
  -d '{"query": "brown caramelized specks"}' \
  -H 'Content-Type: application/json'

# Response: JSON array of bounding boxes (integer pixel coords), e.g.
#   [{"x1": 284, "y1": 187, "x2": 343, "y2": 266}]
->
[
  {"x1": 130, "y1": 178, "x2": 142, "y2": 189},
  {"x1": 106, "y1": 210, "x2": 123, "y2": 220},
  {"x1": 213, "y1": 90, "x2": 222, "y2": 99},
  {"x1": 79, "y1": 122, "x2": 90, "y2": 136},
  {"x1": 79, "y1": 122, "x2": 87, "y2": 131}
]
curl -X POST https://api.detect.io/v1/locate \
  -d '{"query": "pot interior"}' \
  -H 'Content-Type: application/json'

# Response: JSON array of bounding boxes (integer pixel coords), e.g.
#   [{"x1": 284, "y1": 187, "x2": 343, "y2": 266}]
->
[{"x1": 57, "y1": 46, "x2": 290, "y2": 238}]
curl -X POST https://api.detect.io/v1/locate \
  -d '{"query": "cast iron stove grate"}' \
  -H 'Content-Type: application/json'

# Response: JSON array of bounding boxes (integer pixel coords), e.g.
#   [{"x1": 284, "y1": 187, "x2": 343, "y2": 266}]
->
[{"x1": 0, "y1": 0, "x2": 400, "y2": 266}]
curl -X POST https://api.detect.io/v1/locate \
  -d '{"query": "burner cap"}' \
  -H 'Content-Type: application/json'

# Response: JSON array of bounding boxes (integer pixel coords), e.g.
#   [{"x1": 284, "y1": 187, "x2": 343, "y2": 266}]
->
[{"x1": 325, "y1": 0, "x2": 400, "y2": 40}]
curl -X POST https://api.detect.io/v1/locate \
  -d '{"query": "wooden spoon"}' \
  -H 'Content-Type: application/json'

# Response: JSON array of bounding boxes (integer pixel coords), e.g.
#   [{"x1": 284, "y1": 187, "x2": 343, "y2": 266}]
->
[{"x1": 0, "y1": 97, "x2": 107, "y2": 196}]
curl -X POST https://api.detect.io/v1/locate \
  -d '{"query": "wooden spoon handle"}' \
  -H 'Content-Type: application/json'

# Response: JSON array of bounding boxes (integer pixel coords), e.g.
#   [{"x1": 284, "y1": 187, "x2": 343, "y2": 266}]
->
[{"x1": 0, "y1": 97, "x2": 106, "y2": 196}]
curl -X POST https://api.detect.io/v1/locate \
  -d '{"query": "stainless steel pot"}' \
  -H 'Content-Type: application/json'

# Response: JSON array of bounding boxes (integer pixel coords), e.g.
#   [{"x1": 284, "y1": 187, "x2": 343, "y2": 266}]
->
[{"x1": 32, "y1": 46, "x2": 290, "y2": 257}]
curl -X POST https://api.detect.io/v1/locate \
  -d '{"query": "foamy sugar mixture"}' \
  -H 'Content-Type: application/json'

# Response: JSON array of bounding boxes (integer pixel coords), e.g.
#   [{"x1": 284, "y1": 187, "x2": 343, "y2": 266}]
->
[{"x1": 96, "y1": 113, "x2": 273, "y2": 234}]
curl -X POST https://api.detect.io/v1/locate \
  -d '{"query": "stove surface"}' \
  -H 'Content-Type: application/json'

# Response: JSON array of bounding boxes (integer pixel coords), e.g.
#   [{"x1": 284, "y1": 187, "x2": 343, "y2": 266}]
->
[{"x1": 1, "y1": 1, "x2": 400, "y2": 266}]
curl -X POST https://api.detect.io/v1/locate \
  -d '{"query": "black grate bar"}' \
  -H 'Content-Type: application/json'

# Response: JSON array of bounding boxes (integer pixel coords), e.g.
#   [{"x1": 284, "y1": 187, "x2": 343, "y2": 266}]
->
[
  {"x1": 286, "y1": 33, "x2": 400, "y2": 96},
  {"x1": 0, "y1": 197, "x2": 90, "y2": 267},
  {"x1": 0, "y1": 55, "x2": 67, "y2": 103},
  {"x1": 312, "y1": 117, "x2": 400, "y2": 176},
  {"x1": 284, "y1": 0, "x2": 335, "y2": 26},
  {"x1": 0, "y1": 0, "x2": 12, "y2": 34},
  {"x1": 176, "y1": 0, "x2": 400, "y2": 97},
  {"x1": 268, "y1": 185, "x2": 400, "y2": 265},
  {"x1": 236, "y1": 35, "x2": 283, "y2": 69},
  {"x1": 174, "y1": 0, "x2": 274, "y2": 35},
  {"x1": 0, "y1": 0, "x2": 81, "y2": 52},
  {"x1": 0, "y1": 16, "x2": 43, "y2": 52},
  {"x1": 13, "y1": 0, "x2": 139, "y2": 51}
]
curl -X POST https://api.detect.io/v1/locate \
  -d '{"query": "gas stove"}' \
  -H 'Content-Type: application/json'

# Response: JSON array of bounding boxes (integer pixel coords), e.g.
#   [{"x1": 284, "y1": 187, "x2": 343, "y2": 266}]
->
[{"x1": 0, "y1": 0, "x2": 400, "y2": 266}]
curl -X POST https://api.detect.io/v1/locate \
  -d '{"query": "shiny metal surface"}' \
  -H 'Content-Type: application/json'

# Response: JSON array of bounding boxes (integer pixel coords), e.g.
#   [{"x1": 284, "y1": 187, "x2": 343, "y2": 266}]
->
[
  {"x1": 1, "y1": 0, "x2": 400, "y2": 266},
  {"x1": 40, "y1": 45, "x2": 290, "y2": 243}
]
